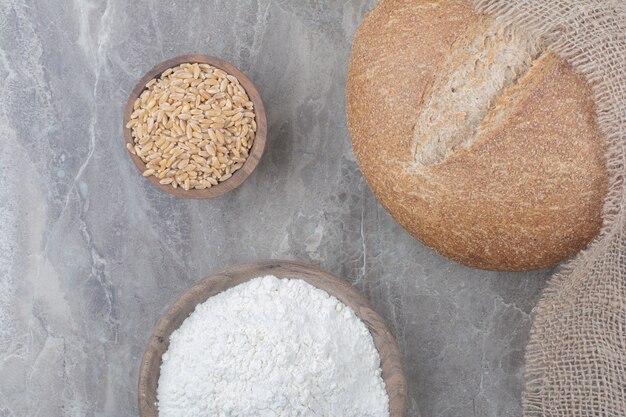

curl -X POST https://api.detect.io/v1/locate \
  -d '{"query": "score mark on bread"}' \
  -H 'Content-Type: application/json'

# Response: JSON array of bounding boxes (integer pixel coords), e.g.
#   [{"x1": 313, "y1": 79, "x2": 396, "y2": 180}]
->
[{"x1": 412, "y1": 20, "x2": 544, "y2": 167}]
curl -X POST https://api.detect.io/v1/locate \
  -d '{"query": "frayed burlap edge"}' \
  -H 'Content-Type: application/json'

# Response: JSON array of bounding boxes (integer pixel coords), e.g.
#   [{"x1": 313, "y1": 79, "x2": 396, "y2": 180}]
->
[{"x1": 472, "y1": 1, "x2": 626, "y2": 416}]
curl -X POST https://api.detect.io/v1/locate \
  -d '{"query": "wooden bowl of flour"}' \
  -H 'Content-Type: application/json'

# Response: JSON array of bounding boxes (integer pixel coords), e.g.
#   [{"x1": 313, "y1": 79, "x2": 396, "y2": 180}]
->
[{"x1": 138, "y1": 259, "x2": 407, "y2": 417}]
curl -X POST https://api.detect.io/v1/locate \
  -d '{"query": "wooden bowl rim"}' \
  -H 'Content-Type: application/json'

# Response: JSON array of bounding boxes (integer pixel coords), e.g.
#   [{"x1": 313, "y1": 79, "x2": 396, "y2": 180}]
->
[
  {"x1": 137, "y1": 259, "x2": 407, "y2": 416},
  {"x1": 123, "y1": 54, "x2": 267, "y2": 199}
]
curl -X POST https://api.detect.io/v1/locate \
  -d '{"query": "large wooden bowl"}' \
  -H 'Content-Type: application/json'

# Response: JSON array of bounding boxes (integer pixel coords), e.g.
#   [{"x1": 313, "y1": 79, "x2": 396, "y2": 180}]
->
[
  {"x1": 138, "y1": 260, "x2": 407, "y2": 416},
  {"x1": 123, "y1": 55, "x2": 267, "y2": 199}
]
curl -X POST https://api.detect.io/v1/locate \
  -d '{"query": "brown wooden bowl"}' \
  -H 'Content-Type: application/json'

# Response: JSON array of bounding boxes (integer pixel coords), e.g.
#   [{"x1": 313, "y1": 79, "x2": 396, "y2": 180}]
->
[
  {"x1": 123, "y1": 55, "x2": 267, "y2": 199},
  {"x1": 138, "y1": 259, "x2": 407, "y2": 417}
]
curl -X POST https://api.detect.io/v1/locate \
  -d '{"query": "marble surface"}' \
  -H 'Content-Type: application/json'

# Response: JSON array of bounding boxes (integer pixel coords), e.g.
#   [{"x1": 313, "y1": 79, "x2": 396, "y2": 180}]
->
[{"x1": 0, "y1": 1, "x2": 550, "y2": 416}]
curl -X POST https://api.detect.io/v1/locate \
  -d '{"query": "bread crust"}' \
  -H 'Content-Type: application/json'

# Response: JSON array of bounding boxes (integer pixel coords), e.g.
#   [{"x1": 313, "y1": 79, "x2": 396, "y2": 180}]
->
[{"x1": 346, "y1": 0, "x2": 608, "y2": 271}]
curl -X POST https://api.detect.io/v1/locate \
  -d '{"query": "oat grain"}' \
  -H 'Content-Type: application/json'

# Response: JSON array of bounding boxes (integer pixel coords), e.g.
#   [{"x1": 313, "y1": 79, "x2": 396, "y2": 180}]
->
[{"x1": 127, "y1": 62, "x2": 255, "y2": 190}]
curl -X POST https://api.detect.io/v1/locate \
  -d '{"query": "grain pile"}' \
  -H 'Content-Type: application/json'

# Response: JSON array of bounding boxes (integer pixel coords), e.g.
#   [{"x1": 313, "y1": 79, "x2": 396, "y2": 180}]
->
[{"x1": 126, "y1": 62, "x2": 256, "y2": 190}]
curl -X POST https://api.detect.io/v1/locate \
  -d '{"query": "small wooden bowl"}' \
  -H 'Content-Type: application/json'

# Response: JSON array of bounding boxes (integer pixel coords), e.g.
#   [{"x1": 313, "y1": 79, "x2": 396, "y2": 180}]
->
[
  {"x1": 123, "y1": 55, "x2": 267, "y2": 199},
  {"x1": 138, "y1": 260, "x2": 407, "y2": 417}
]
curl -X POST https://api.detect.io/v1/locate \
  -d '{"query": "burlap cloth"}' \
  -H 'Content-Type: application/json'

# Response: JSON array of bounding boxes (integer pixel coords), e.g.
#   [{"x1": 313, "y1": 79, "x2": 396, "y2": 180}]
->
[{"x1": 470, "y1": 1, "x2": 626, "y2": 415}]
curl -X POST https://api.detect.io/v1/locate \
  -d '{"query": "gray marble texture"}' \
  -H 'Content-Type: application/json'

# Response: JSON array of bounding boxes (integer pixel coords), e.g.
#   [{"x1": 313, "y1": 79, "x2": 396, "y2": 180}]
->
[{"x1": 0, "y1": 1, "x2": 550, "y2": 416}]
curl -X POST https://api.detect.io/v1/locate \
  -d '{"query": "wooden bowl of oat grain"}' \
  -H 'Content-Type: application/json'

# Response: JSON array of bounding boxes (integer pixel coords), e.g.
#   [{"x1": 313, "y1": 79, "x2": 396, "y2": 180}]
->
[{"x1": 123, "y1": 55, "x2": 267, "y2": 198}]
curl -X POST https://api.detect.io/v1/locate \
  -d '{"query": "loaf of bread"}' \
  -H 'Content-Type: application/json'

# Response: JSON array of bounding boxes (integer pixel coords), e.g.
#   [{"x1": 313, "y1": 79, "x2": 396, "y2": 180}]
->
[{"x1": 346, "y1": 0, "x2": 608, "y2": 271}]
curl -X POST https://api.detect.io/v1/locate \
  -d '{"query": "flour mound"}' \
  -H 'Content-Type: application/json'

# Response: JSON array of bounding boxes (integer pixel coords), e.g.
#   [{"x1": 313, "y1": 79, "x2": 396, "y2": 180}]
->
[{"x1": 157, "y1": 275, "x2": 390, "y2": 417}]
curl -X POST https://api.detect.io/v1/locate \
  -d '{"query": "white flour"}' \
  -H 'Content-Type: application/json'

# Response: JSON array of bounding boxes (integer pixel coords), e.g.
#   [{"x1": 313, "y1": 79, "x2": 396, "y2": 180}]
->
[{"x1": 157, "y1": 275, "x2": 390, "y2": 417}]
